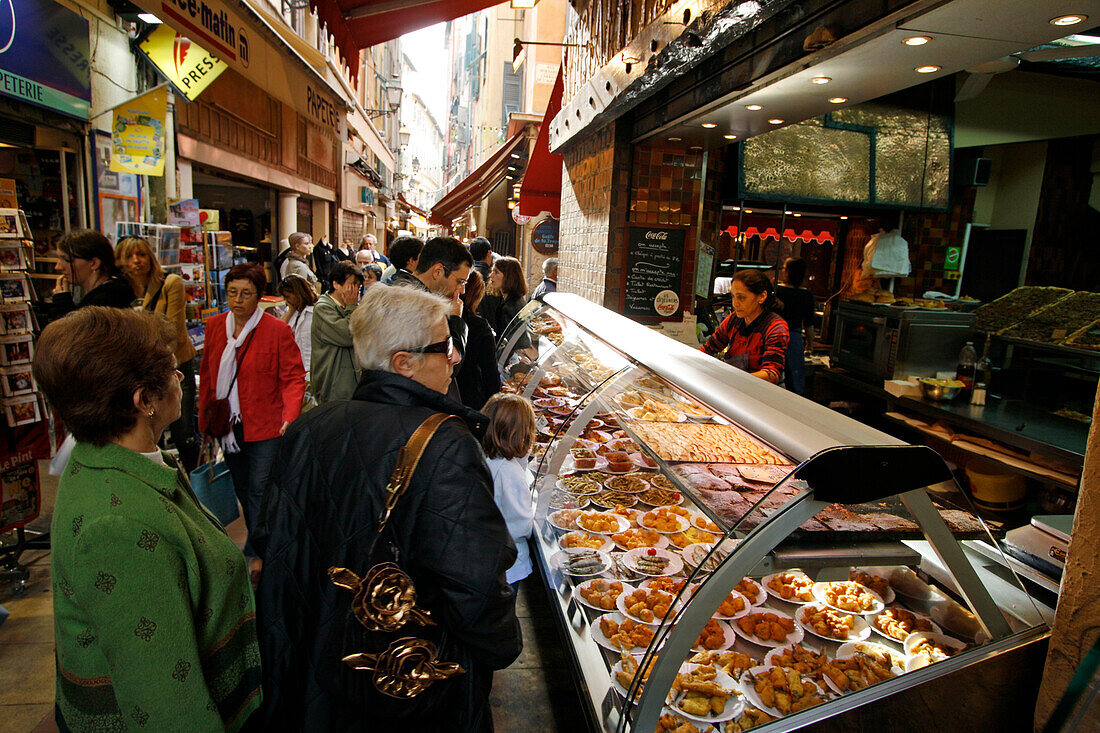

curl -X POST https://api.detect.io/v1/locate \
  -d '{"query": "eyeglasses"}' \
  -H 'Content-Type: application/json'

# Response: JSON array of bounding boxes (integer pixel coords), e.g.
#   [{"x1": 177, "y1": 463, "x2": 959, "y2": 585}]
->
[
  {"x1": 400, "y1": 336, "x2": 454, "y2": 358},
  {"x1": 226, "y1": 289, "x2": 257, "y2": 300},
  {"x1": 441, "y1": 264, "x2": 469, "y2": 287}
]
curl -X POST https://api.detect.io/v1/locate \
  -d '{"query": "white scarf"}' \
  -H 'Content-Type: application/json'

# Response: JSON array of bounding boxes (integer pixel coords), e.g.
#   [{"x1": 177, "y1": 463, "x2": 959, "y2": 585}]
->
[{"x1": 216, "y1": 307, "x2": 263, "y2": 453}]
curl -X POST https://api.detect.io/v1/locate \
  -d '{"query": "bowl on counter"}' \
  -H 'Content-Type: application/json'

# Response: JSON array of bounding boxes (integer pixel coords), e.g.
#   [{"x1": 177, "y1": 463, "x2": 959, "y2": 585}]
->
[{"x1": 918, "y1": 379, "x2": 963, "y2": 402}]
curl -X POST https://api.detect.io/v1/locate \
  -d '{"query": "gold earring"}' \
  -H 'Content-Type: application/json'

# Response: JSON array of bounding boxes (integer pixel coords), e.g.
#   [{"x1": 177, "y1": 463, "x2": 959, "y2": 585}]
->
[{"x1": 147, "y1": 408, "x2": 156, "y2": 418}]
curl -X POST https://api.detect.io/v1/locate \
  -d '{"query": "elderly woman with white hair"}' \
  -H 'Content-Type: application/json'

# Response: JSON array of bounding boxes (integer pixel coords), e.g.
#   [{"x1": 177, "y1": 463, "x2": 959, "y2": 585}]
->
[{"x1": 253, "y1": 284, "x2": 522, "y2": 733}]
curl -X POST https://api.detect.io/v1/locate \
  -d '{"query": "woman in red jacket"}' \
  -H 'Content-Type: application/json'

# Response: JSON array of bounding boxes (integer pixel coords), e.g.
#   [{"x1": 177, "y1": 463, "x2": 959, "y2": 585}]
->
[{"x1": 199, "y1": 263, "x2": 305, "y2": 557}]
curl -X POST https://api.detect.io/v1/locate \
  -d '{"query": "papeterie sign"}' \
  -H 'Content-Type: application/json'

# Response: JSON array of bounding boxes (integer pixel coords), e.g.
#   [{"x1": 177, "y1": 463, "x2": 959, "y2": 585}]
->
[
  {"x1": 138, "y1": 24, "x2": 226, "y2": 102},
  {"x1": 0, "y1": 0, "x2": 90, "y2": 118}
]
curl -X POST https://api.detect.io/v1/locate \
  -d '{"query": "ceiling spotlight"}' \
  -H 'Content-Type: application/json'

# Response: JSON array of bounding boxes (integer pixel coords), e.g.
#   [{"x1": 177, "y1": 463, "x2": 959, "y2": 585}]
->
[
  {"x1": 840, "y1": 215, "x2": 848, "y2": 220},
  {"x1": 745, "y1": 209, "x2": 753, "y2": 214},
  {"x1": 746, "y1": 104, "x2": 763, "y2": 111},
  {"x1": 811, "y1": 76, "x2": 831, "y2": 84},
  {"x1": 903, "y1": 36, "x2": 931, "y2": 46},
  {"x1": 731, "y1": 206, "x2": 741, "y2": 211},
  {"x1": 784, "y1": 210, "x2": 792, "y2": 215},
  {"x1": 828, "y1": 96, "x2": 848, "y2": 104},
  {"x1": 668, "y1": 136, "x2": 682, "y2": 142},
  {"x1": 690, "y1": 145, "x2": 703, "y2": 150},
  {"x1": 793, "y1": 213, "x2": 802, "y2": 217},
  {"x1": 915, "y1": 65, "x2": 941, "y2": 73},
  {"x1": 1050, "y1": 14, "x2": 1087, "y2": 26},
  {"x1": 768, "y1": 118, "x2": 784, "y2": 124},
  {"x1": 701, "y1": 122, "x2": 718, "y2": 128},
  {"x1": 723, "y1": 134, "x2": 738, "y2": 140}
]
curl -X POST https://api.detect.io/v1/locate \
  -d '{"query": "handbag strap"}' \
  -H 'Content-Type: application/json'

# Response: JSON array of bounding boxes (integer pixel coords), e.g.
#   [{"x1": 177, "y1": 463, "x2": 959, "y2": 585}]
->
[
  {"x1": 374, "y1": 413, "x2": 455, "y2": 537},
  {"x1": 225, "y1": 328, "x2": 256, "y2": 395},
  {"x1": 143, "y1": 276, "x2": 167, "y2": 312}
]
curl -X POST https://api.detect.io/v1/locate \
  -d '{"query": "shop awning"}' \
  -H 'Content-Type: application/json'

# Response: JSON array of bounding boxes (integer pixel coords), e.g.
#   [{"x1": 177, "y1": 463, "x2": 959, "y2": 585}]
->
[
  {"x1": 517, "y1": 68, "x2": 564, "y2": 219},
  {"x1": 397, "y1": 194, "x2": 430, "y2": 219},
  {"x1": 310, "y1": 0, "x2": 503, "y2": 83},
  {"x1": 430, "y1": 132, "x2": 527, "y2": 226}
]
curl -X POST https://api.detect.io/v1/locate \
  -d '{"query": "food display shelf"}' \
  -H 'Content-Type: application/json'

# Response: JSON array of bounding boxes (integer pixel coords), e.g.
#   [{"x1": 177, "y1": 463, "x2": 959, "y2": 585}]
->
[{"x1": 498, "y1": 293, "x2": 1053, "y2": 732}]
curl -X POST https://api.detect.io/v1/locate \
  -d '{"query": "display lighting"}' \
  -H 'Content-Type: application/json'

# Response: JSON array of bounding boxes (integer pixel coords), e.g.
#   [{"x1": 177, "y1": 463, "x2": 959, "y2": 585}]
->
[
  {"x1": 915, "y1": 65, "x2": 941, "y2": 73},
  {"x1": 668, "y1": 136, "x2": 682, "y2": 142},
  {"x1": 768, "y1": 118, "x2": 784, "y2": 124},
  {"x1": 811, "y1": 76, "x2": 831, "y2": 84},
  {"x1": 903, "y1": 36, "x2": 931, "y2": 46},
  {"x1": 723, "y1": 134, "x2": 738, "y2": 140},
  {"x1": 793, "y1": 213, "x2": 802, "y2": 217},
  {"x1": 784, "y1": 210, "x2": 792, "y2": 215},
  {"x1": 828, "y1": 96, "x2": 848, "y2": 104},
  {"x1": 745, "y1": 104, "x2": 763, "y2": 110},
  {"x1": 840, "y1": 215, "x2": 848, "y2": 220},
  {"x1": 1050, "y1": 14, "x2": 1088, "y2": 26},
  {"x1": 701, "y1": 122, "x2": 717, "y2": 128}
]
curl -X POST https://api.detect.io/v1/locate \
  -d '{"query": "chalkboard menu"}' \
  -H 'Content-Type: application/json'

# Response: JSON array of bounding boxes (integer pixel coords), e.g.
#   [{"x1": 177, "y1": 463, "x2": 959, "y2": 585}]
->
[{"x1": 623, "y1": 225, "x2": 686, "y2": 320}]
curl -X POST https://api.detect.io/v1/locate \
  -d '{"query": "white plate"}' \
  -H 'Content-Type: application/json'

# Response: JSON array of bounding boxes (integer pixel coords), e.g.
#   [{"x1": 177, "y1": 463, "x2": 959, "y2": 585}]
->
[
  {"x1": 591, "y1": 612, "x2": 653, "y2": 655},
  {"x1": 558, "y1": 531, "x2": 615, "y2": 553},
  {"x1": 611, "y1": 529, "x2": 670, "y2": 552},
  {"x1": 555, "y1": 477, "x2": 604, "y2": 496},
  {"x1": 687, "y1": 511, "x2": 722, "y2": 533},
  {"x1": 622, "y1": 547, "x2": 684, "y2": 577},
  {"x1": 761, "y1": 571, "x2": 816, "y2": 605},
  {"x1": 811, "y1": 582, "x2": 886, "y2": 616},
  {"x1": 607, "y1": 507, "x2": 642, "y2": 528},
  {"x1": 547, "y1": 509, "x2": 585, "y2": 532},
  {"x1": 630, "y1": 451, "x2": 658, "y2": 469},
  {"x1": 869, "y1": 606, "x2": 941, "y2": 644},
  {"x1": 737, "y1": 666, "x2": 797, "y2": 718},
  {"x1": 711, "y1": 590, "x2": 755, "y2": 621},
  {"x1": 639, "y1": 510, "x2": 691, "y2": 534},
  {"x1": 847, "y1": 569, "x2": 896, "y2": 605},
  {"x1": 730, "y1": 609, "x2": 805, "y2": 648},
  {"x1": 795, "y1": 603, "x2": 872, "y2": 643},
  {"x1": 690, "y1": 619, "x2": 737, "y2": 653},
  {"x1": 574, "y1": 511, "x2": 632, "y2": 535},
  {"x1": 551, "y1": 548, "x2": 611, "y2": 577},
  {"x1": 605, "y1": 462, "x2": 642, "y2": 475},
  {"x1": 638, "y1": 490, "x2": 686, "y2": 507},
  {"x1": 669, "y1": 663, "x2": 744, "y2": 723},
  {"x1": 627, "y1": 406, "x2": 687, "y2": 422},
  {"x1": 836, "y1": 640, "x2": 907, "y2": 675},
  {"x1": 639, "y1": 578, "x2": 692, "y2": 596},
  {"x1": 903, "y1": 631, "x2": 968, "y2": 671},
  {"x1": 610, "y1": 661, "x2": 677, "y2": 705},
  {"x1": 732, "y1": 578, "x2": 768, "y2": 608},
  {"x1": 562, "y1": 455, "x2": 610, "y2": 474},
  {"x1": 603, "y1": 474, "x2": 652, "y2": 492},
  {"x1": 616, "y1": 586, "x2": 679, "y2": 626},
  {"x1": 575, "y1": 579, "x2": 635, "y2": 613}
]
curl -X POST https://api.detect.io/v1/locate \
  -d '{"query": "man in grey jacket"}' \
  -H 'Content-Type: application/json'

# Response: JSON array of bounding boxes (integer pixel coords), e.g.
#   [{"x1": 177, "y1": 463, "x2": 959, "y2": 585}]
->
[{"x1": 310, "y1": 262, "x2": 364, "y2": 402}]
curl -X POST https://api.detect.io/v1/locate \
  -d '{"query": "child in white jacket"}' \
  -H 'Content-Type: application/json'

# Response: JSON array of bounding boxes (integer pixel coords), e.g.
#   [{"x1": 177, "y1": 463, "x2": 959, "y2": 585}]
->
[{"x1": 481, "y1": 393, "x2": 537, "y2": 588}]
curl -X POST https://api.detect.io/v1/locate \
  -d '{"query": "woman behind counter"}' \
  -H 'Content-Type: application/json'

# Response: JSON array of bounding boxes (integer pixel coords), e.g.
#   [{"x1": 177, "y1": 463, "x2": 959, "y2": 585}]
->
[
  {"x1": 701, "y1": 269, "x2": 789, "y2": 384},
  {"x1": 116, "y1": 235, "x2": 200, "y2": 472},
  {"x1": 49, "y1": 229, "x2": 135, "y2": 320},
  {"x1": 33, "y1": 306, "x2": 261, "y2": 732}
]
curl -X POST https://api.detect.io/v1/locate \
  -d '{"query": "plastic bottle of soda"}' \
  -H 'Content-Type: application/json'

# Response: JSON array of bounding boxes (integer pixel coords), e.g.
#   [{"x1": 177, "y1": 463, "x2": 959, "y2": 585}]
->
[{"x1": 956, "y1": 341, "x2": 977, "y2": 390}]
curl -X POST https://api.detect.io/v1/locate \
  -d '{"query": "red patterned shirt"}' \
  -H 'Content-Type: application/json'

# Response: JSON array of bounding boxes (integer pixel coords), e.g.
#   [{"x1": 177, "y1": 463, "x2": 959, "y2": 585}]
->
[{"x1": 702, "y1": 310, "x2": 790, "y2": 382}]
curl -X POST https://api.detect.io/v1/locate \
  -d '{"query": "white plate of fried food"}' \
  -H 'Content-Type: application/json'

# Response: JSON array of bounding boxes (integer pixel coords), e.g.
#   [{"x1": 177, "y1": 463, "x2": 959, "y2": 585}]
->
[
  {"x1": 623, "y1": 547, "x2": 684, "y2": 577},
  {"x1": 732, "y1": 610, "x2": 804, "y2": 648},
  {"x1": 707, "y1": 589, "x2": 754, "y2": 621},
  {"x1": 836, "y1": 641, "x2": 906, "y2": 675},
  {"x1": 871, "y1": 605, "x2": 941, "y2": 643},
  {"x1": 691, "y1": 619, "x2": 737, "y2": 653},
  {"x1": 669, "y1": 662, "x2": 743, "y2": 723},
  {"x1": 616, "y1": 586, "x2": 679, "y2": 626},
  {"x1": 795, "y1": 603, "x2": 872, "y2": 643},
  {"x1": 762, "y1": 570, "x2": 816, "y2": 604},
  {"x1": 819, "y1": 650, "x2": 898, "y2": 695},
  {"x1": 764, "y1": 643, "x2": 833, "y2": 684},
  {"x1": 558, "y1": 530, "x2": 614, "y2": 553},
  {"x1": 640, "y1": 577, "x2": 689, "y2": 596},
  {"x1": 547, "y1": 508, "x2": 585, "y2": 531},
  {"x1": 688, "y1": 650, "x2": 759, "y2": 679},
  {"x1": 574, "y1": 510, "x2": 632, "y2": 535},
  {"x1": 593, "y1": 613, "x2": 656, "y2": 655},
  {"x1": 733, "y1": 577, "x2": 767, "y2": 608},
  {"x1": 903, "y1": 631, "x2": 969, "y2": 671},
  {"x1": 848, "y1": 568, "x2": 896, "y2": 604},
  {"x1": 611, "y1": 653, "x2": 663, "y2": 704},
  {"x1": 655, "y1": 708, "x2": 710, "y2": 732},
  {"x1": 640, "y1": 506, "x2": 692, "y2": 534},
  {"x1": 611, "y1": 527, "x2": 670, "y2": 552},
  {"x1": 738, "y1": 665, "x2": 829, "y2": 718},
  {"x1": 551, "y1": 548, "x2": 611, "y2": 577},
  {"x1": 812, "y1": 581, "x2": 886, "y2": 616},
  {"x1": 575, "y1": 578, "x2": 634, "y2": 612},
  {"x1": 722, "y1": 705, "x2": 776, "y2": 731}
]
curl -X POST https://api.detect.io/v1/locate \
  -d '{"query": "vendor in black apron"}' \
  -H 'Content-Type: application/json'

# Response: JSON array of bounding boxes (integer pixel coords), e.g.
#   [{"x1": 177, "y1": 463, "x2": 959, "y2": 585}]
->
[{"x1": 700, "y1": 269, "x2": 789, "y2": 384}]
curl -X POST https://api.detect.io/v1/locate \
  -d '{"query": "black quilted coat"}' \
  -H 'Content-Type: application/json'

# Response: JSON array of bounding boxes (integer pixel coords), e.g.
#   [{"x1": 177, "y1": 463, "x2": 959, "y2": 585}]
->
[{"x1": 252, "y1": 370, "x2": 522, "y2": 732}]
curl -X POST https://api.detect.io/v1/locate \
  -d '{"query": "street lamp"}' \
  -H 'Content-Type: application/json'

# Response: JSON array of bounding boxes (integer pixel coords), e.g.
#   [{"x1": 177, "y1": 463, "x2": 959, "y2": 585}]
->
[
  {"x1": 399, "y1": 126, "x2": 411, "y2": 148},
  {"x1": 364, "y1": 83, "x2": 403, "y2": 120}
]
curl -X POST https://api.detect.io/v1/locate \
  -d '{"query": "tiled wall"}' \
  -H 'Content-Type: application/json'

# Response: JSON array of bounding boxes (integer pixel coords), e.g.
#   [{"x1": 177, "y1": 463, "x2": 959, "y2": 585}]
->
[
  {"x1": 897, "y1": 187, "x2": 977, "y2": 298},
  {"x1": 1028, "y1": 135, "x2": 1098, "y2": 290}
]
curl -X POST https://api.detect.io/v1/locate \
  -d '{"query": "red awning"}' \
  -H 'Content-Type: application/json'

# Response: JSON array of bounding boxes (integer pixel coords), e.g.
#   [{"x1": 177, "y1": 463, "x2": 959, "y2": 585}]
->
[
  {"x1": 430, "y1": 132, "x2": 527, "y2": 226},
  {"x1": 517, "y1": 67, "x2": 564, "y2": 219},
  {"x1": 397, "y1": 194, "x2": 429, "y2": 219},
  {"x1": 311, "y1": 0, "x2": 502, "y2": 83}
]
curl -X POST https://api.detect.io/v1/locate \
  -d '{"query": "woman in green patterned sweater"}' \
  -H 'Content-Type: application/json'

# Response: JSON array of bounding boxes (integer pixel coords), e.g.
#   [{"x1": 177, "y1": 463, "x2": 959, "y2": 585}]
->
[{"x1": 33, "y1": 307, "x2": 261, "y2": 732}]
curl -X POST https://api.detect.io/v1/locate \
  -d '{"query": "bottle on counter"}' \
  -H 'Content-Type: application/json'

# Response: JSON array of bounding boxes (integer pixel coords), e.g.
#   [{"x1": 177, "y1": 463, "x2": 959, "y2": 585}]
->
[
  {"x1": 970, "y1": 342, "x2": 992, "y2": 406},
  {"x1": 956, "y1": 341, "x2": 977, "y2": 390}
]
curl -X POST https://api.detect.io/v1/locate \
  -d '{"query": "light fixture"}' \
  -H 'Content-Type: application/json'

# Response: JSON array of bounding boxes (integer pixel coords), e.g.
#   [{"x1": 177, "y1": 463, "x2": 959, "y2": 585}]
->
[
  {"x1": 746, "y1": 104, "x2": 763, "y2": 111},
  {"x1": 399, "y1": 126, "x2": 411, "y2": 148},
  {"x1": 793, "y1": 213, "x2": 801, "y2": 217},
  {"x1": 668, "y1": 136, "x2": 682, "y2": 142},
  {"x1": 828, "y1": 96, "x2": 848, "y2": 104},
  {"x1": 903, "y1": 36, "x2": 931, "y2": 46},
  {"x1": 1050, "y1": 14, "x2": 1088, "y2": 26},
  {"x1": 745, "y1": 209, "x2": 753, "y2": 214},
  {"x1": 510, "y1": 0, "x2": 537, "y2": 8},
  {"x1": 768, "y1": 118, "x2": 784, "y2": 124},
  {"x1": 811, "y1": 76, "x2": 831, "y2": 84},
  {"x1": 723, "y1": 134, "x2": 738, "y2": 140},
  {"x1": 701, "y1": 122, "x2": 717, "y2": 128},
  {"x1": 690, "y1": 145, "x2": 703, "y2": 150},
  {"x1": 840, "y1": 215, "x2": 848, "y2": 220},
  {"x1": 915, "y1": 65, "x2": 941, "y2": 73},
  {"x1": 511, "y1": 153, "x2": 521, "y2": 159},
  {"x1": 731, "y1": 206, "x2": 741, "y2": 211},
  {"x1": 137, "y1": 12, "x2": 162, "y2": 23},
  {"x1": 513, "y1": 37, "x2": 582, "y2": 72}
]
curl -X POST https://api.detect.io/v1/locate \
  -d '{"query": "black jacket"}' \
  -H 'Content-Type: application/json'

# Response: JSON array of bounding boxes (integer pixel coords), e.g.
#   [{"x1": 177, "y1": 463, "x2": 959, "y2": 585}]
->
[
  {"x1": 254, "y1": 370, "x2": 522, "y2": 732},
  {"x1": 47, "y1": 276, "x2": 134, "y2": 322},
  {"x1": 455, "y1": 309, "x2": 501, "y2": 410},
  {"x1": 482, "y1": 294, "x2": 530, "y2": 351}
]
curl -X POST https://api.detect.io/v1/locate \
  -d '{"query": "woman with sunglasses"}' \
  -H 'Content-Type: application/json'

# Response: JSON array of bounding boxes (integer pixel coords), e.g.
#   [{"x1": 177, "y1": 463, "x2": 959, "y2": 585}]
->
[
  {"x1": 254, "y1": 284, "x2": 521, "y2": 733},
  {"x1": 49, "y1": 229, "x2": 135, "y2": 320}
]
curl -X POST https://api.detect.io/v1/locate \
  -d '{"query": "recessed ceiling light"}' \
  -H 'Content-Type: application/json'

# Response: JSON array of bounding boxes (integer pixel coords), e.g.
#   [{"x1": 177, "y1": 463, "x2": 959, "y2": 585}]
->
[
  {"x1": 731, "y1": 206, "x2": 741, "y2": 211},
  {"x1": 668, "y1": 137, "x2": 682, "y2": 142},
  {"x1": 701, "y1": 122, "x2": 717, "y2": 128},
  {"x1": 1050, "y1": 14, "x2": 1087, "y2": 26},
  {"x1": 723, "y1": 134, "x2": 738, "y2": 140},
  {"x1": 784, "y1": 210, "x2": 792, "y2": 215},
  {"x1": 768, "y1": 118, "x2": 784, "y2": 124},
  {"x1": 745, "y1": 209, "x2": 753, "y2": 214},
  {"x1": 811, "y1": 76, "x2": 831, "y2": 84},
  {"x1": 903, "y1": 36, "x2": 931, "y2": 46},
  {"x1": 690, "y1": 145, "x2": 703, "y2": 150},
  {"x1": 840, "y1": 215, "x2": 848, "y2": 220},
  {"x1": 828, "y1": 96, "x2": 848, "y2": 104},
  {"x1": 746, "y1": 104, "x2": 763, "y2": 111},
  {"x1": 915, "y1": 65, "x2": 941, "y2": 73},
  {"x1": 793, "y1": 213, "x2": 802, "y2": 217}
]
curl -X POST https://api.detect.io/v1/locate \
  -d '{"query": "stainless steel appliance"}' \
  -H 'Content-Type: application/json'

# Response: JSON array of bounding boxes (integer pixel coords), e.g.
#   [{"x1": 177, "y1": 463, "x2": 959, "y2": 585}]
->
[{"x1": 832, "y1": 300, "x2": 975, "y2": 380}]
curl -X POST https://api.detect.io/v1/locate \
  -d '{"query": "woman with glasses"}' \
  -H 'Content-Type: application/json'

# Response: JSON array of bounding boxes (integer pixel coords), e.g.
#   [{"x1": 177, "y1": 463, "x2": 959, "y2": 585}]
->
[
  {"x1": 49, "y1": 229, "x2": 135, "y2": 320},
  {"x1": 198, "y1": 263, "x2": 305, "y2": 565},
  {"x1": 254, "y1": 284, "x2": 521, "y2": 733},
  {"x1": 116, "y1": 235, "x2": 200, "y2": 471}
]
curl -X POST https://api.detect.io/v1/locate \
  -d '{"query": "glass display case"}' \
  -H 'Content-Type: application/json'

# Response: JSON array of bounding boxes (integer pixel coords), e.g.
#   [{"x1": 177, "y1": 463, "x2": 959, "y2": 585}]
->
[{"x1": 499, "y1": 293, "x2": 1054, "y2": 733}]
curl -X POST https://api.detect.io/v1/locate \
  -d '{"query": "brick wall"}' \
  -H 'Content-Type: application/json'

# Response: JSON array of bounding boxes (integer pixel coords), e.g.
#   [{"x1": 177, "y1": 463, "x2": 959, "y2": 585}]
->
[{"x1": 898, "y1": 187, "x2": 977, "y2": 298}]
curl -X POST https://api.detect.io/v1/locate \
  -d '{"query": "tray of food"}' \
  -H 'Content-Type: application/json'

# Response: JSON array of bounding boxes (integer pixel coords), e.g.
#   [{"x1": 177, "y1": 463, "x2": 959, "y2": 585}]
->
[
  {"x1": 709, "y1": 589, "x2": 754, "y2": 621},
  {"x1": 973, "y1": 286, "x2": 1073, "y2": 334},
  {"x1": 630, "y1": 422, "x2": 789, "y2": 465},
  {"x1": 738, "y1": 665, "x2": 827, "y2": 718},
  {"x1": 576, "y1": 578, "x2": 633, "y2": 612},
  {"x1": 904, "y1": 631, "x2": 970, "y2": 671},
  {"x1": 688, "y1": 650, "x2": 760, "y2": 679},
  {"x1": 575, "y1": 511, "x2": 631, "y2": 534},
  {"x1": 691, "y1": 618, "x2": 737, "y2": 653},
  {"x1": 638, "y1": 485, "x2": 684, "y2": 506},
  {"x1": 640, "y1": 506, "x2": 692, "y2": 534},
  {"x1": 558, "y1": 530, "x2": 614, "y2": 553},
  {"x1": 733, "y1": 610, "x2": 805, "y2": 648},
  {"x1": 594, "y1": 612, "x2": 655, "y2": 654},
  {"x1": 668, "y1": 662, "x2": 744, "y2": 723},
  {"x1": 668, "y1": 526, "x2": 718, "y2": 551},
  {"x1": 616, "y1": 587, "x2": 679, "y2": 625},
  {"x1": 552, "y1": 548, "x2": 611, "y2": 577},
  {"x1": 764, "y1": 643, "x2": 833, "y2": 683},
  {"x1": 871, "y1": 605, "x2": 940, "y2": 643},
  {"x1": 835, "y1": 640, "x2": 906, "y2": 674},
  {"x1": 612, "y1": 527, "x2": 669, "y2": 551},
  {"x1": 811, "y1": 581, "x2": 886, "y2": 615},
  {"x1": 763, "y1": 571, "x2": 816, "y2": 604},
  {"x1": 1000, "y1": 291, "x2": 1100, "y2": 344},
  {"x1": 820, "y1": 651, "x2": 897, "y2": 694},
  {"x1": 641, "y1": 577, "x2": 688, "y2": 596},
  {"x1": 604, "y1": 474, "x2": 650, "y2": 493},
  {"x1": 795, "y1": 603, "x2": 872, "y2": 643},
  {"x1": 623, "y1": 547, "x2": 684, "y2": 576},
  {"x1": 590, "y1": 489, "x2": 640, "y2": 509},
  {"x1": 557, "y1": 473, "x2": 606, "y2": 495}
]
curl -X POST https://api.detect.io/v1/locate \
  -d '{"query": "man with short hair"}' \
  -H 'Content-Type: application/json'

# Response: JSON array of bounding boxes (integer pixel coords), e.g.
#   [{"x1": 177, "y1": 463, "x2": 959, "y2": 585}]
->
[
  {"x1": 381, "y1": 236, "x2": 423, "y2": 284},
  {"x1": 391, "y1": 236, "x2": 473, "y2": 400},
  {"x1": 532, "y1": 257, "x2": 558, "y2": 300},
  {"x1": 359, "y1": 233, "x2": 391, "y2": 268},
  {"x1": 354, "y1": 249, "x2": 376, "y2": 269},
  {"x1": 469, "y1": 237, "x2": 492, "y2": 282},
  {"x1": 311, "y1": 261, "x2": 365, "y2": 403}
]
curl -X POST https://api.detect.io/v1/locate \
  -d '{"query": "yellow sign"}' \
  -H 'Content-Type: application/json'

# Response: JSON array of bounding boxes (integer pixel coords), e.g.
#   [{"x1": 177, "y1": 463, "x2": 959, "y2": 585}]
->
[
  {"x1": 138, "y1": 25, "x2": 227, "y2": 102},
  {"x1": 110, "y1": 86, "x2": 167, "y2": 176},
  {"x1": 0, "y1": 179, "x2": 17, "y2": 209}
]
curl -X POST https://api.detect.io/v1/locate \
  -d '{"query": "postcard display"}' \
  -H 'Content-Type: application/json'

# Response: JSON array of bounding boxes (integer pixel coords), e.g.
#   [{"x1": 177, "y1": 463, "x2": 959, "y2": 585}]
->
[
  {"x1": 499, "y1": 292, "x2": 1053, "y2": 733},
  {"x1": 0, "y1": 210, "x2": 44, "y2": 533}
]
